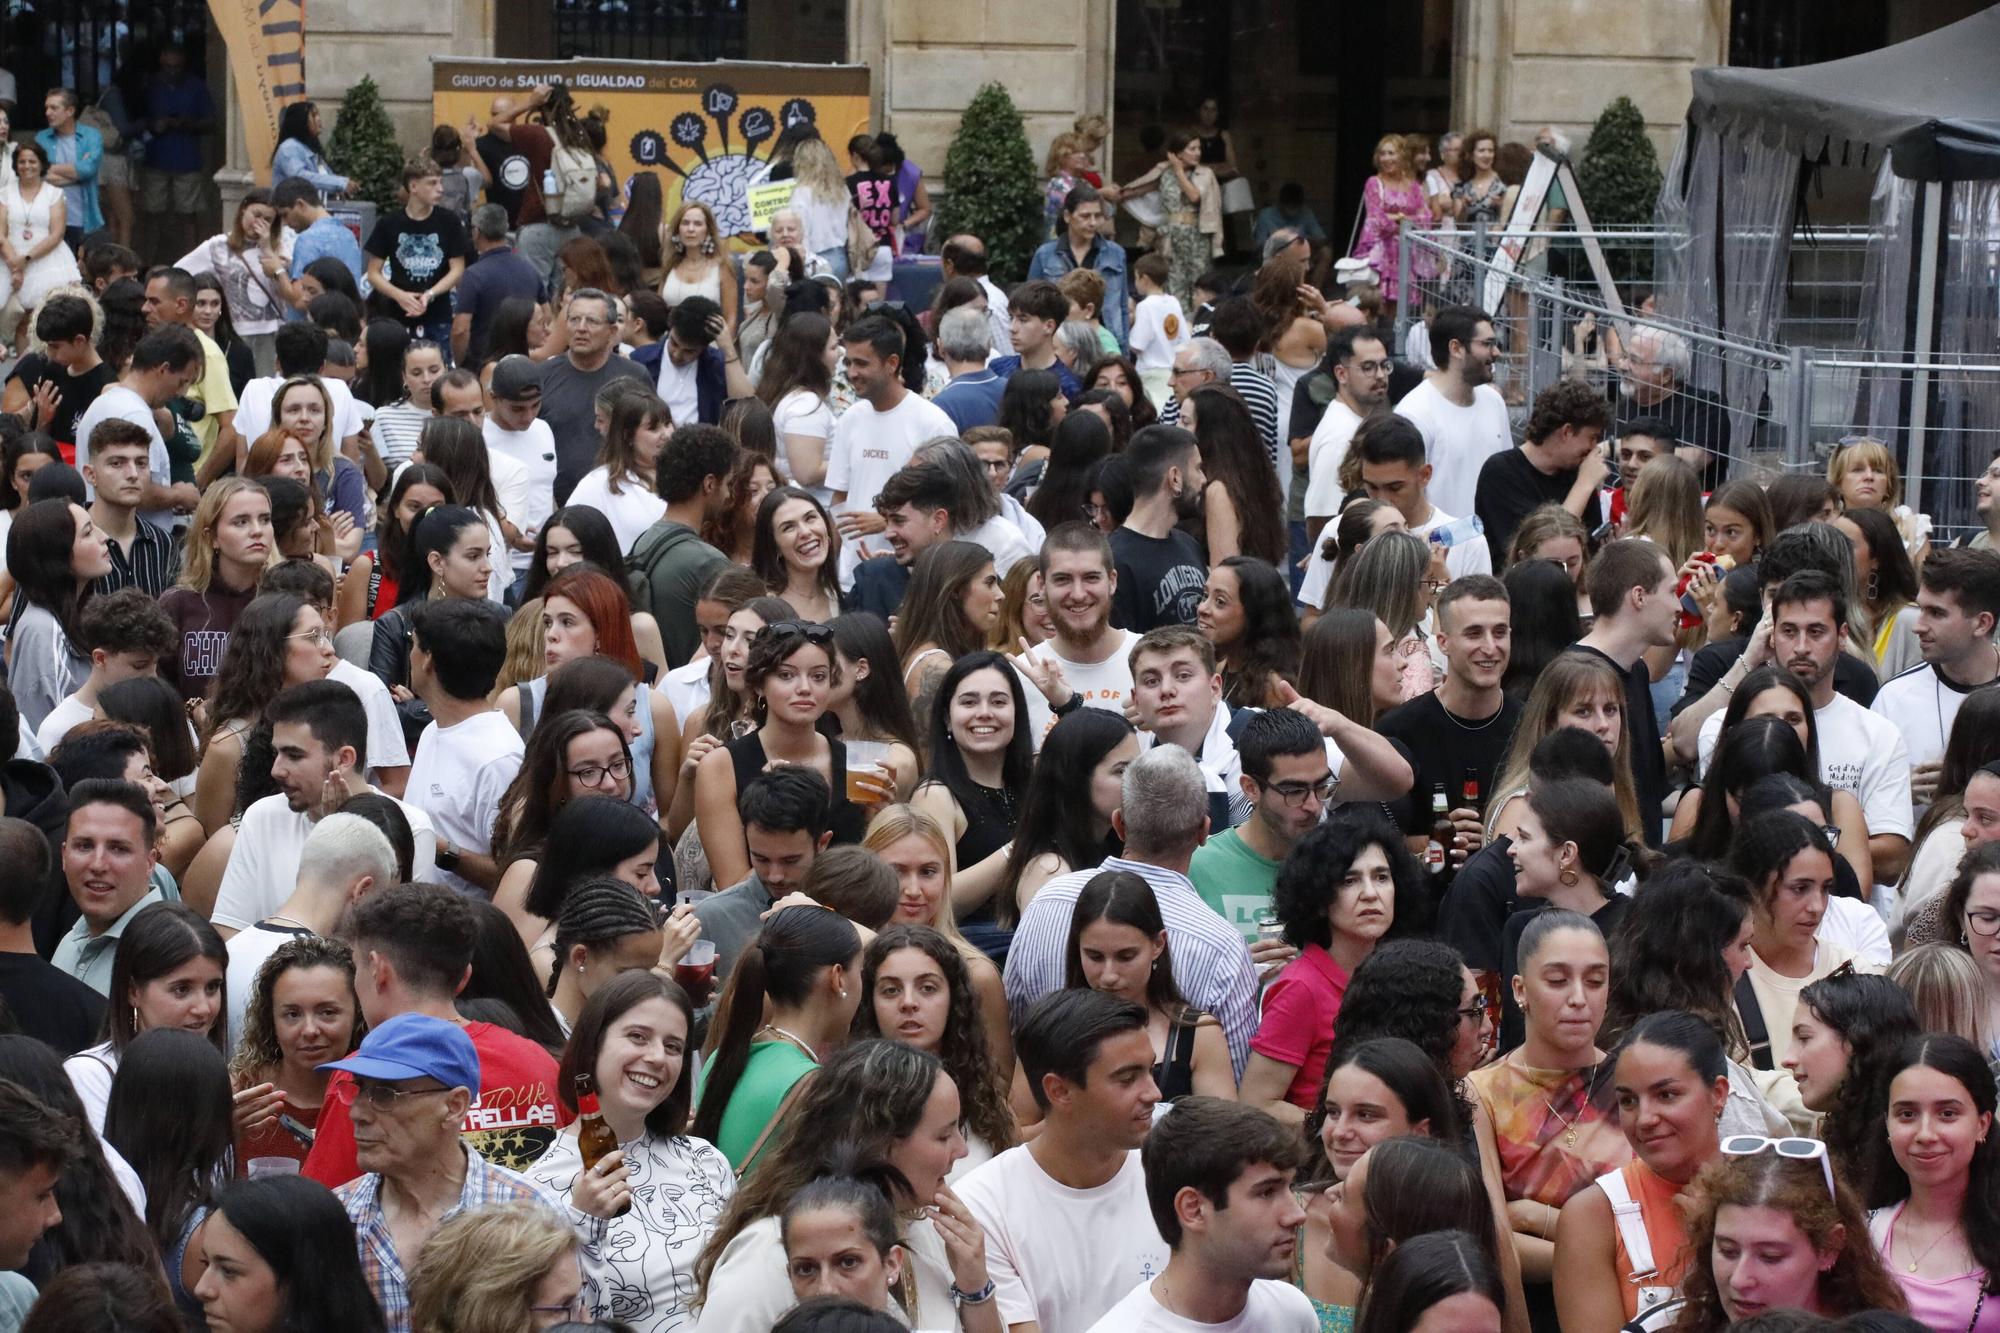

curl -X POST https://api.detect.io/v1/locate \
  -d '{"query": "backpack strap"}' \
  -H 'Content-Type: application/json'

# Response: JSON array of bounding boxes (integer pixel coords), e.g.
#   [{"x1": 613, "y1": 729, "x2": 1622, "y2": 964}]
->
[
  {"x1": 1734, "y1": 972, "x2": 1774, "y2": 1071},
  {"x1": 1597, "y1": 1167, "x2": 1679, "y2": 1320},
  {"x1": 1596, "y1": 1168, "x2": 1656, "y2": 1283}
]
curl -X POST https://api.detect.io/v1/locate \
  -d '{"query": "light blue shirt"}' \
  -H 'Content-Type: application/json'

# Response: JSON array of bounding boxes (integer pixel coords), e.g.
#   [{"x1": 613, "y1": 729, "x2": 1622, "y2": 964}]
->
[
  {"x1": 51, "y1": 886, "x2": 164, "y2": 996},
  {"x1": 35, "y1": 123, "x2": 103, "y2": 233},
  {"x1": 290, "y1": 214, "x2": 369, "y2": 303},
  {"x1": 272, "y1": 138, "x2": 347, "y2": 197}
]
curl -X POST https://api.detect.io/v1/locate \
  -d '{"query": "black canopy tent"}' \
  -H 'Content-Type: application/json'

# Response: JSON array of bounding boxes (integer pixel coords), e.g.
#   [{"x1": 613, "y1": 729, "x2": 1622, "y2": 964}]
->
[{"x1": 1674, "y1": 5, "x2": 2000, "y2": 507}]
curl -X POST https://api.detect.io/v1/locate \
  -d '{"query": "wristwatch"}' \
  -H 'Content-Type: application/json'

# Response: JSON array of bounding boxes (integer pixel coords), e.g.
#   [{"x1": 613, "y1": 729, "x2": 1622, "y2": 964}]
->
[{"x1": 436, "y1": 839, "x2": 462, "y2": 872}]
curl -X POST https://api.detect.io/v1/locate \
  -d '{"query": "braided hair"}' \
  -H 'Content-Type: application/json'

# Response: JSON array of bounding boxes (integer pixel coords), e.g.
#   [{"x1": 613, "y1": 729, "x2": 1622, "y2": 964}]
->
[{"x1": 546, "y1": 877, "x2": 658, "y2": 996}]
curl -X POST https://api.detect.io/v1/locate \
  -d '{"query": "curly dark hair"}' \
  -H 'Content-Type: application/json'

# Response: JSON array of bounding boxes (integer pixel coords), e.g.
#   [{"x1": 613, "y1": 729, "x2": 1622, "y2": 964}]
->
[
  {"x1": 852, "y1": 923, "x2": 1015, "y2": 1153},
  {"x1": 1602, "y1": 858, "x2": 1755, "y2": 1056},
  {"x1": 205, "y1": 593, "x2": 307, "y2": 743},
  {"x1": 1272, "y1": 806, "x2": 1428, "y2": 950},
  {"x1": 228, "y1": 936, "x2": 361, "y2": 1087},
  {"x1": 1524, "y1": 377, "x2": 1612, "y2": 444},
  {"x1": 1325, "y1": 938, "x2": 1476, "y2": 1137},
  {"x1": 1797, "y1": 970, "x2": 1919, "y2": 1206},
  {"x1": 1211, "y1": 555, "x2": 1300, "y2": 709}
]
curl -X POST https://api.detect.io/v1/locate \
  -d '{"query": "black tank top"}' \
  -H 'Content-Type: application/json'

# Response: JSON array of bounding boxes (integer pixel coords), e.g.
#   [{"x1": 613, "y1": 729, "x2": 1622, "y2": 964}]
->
[
  {"x1": 726, "y1": 730, "x2": 866, "y2": 847},
  {"x1": 1153, "y1": 1017, "x2": 1198, "y2": 1102}
]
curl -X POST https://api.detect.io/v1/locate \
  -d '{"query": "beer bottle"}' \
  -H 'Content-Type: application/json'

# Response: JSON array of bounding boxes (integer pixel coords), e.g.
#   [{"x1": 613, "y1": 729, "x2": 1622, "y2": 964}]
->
[
  {"x1": 1462, "y1": 767, "x2": 1482, "y2": 816},
  {"x1": 575, "y1": 1075, "x2": 629, "y2": 1217},
  {"x1": 1426, "y1": 785, "x2": 1450, "y2": 871}
]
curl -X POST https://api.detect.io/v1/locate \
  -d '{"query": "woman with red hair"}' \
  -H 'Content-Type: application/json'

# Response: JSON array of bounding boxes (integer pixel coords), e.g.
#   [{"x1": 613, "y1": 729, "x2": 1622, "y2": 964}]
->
[{"x1": 499, "y1": 565, "x2": 680, "y2": 818}]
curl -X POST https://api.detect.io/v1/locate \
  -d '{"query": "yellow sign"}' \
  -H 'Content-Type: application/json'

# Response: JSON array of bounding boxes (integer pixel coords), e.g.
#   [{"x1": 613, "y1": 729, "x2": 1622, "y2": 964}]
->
[
  {"x1": 208, "y1": 0, "x2": 307, "y2": 185},
  {"x1": 745, "y1": 180, "x2": 797, "y2": 231},
  {"x1": 431, "y1": 58, "x2": 871, "y2": 245}
]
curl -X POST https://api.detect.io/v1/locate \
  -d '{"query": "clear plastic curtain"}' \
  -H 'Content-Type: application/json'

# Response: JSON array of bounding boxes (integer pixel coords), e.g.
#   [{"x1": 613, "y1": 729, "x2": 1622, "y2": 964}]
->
[{"x1": 1654, "y1": 124, "x2": 1800, "y2": 456}]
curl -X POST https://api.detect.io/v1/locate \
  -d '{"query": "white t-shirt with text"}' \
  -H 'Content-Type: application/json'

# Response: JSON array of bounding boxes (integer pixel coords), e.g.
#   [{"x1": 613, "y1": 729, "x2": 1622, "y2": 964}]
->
[
  {"x1": 211, "y1": 789, "x2": 436, "y2": 932},
  {"x1": 1697, "y1": 691, "x2": 1914, "y2": 841},
  {"x1": 1021, "y1": 629, "x2": 1142, "y2": 744}
]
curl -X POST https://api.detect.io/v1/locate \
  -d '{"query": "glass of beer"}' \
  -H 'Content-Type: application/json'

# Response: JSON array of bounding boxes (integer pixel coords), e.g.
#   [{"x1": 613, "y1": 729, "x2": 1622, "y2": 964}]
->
[{"x1": 845, "y1": 739, "x2": 892, "y2": 807}]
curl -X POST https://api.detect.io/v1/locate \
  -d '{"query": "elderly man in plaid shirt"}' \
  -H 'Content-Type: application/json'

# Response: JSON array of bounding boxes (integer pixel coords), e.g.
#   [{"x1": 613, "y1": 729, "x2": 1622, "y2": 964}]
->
[{"x1": 328, "y1": 1014, "x2": 608, "y2": 1333}]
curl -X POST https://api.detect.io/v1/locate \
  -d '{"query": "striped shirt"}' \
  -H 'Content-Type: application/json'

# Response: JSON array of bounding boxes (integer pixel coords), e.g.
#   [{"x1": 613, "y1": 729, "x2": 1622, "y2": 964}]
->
[
  {"x1": 94, "y1": 515, "x2": 181, "y2": 599},
  {"x1": 371, "y1": 401, "x2": 430, "y2": 467},
  {"x1": 338, "y1": 1144, "x2": 583, "y2": 1333},
  {"x1": 1159, "y1": 362, "x2": 1284, "y2": 472},
  {"x1": 1002, "y1": 855, "x2": 1260, "y2": 1076}
]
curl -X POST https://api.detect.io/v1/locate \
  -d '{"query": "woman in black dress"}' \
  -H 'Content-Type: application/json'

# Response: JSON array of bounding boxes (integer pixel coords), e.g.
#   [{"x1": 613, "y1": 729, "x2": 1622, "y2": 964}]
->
[{"x1": 910, "y1": 650, "x2": 1035, "y2": 965}]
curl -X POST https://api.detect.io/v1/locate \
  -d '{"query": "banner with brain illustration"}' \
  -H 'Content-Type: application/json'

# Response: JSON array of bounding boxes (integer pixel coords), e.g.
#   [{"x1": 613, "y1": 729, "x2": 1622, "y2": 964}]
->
[{"x1": 431, "y1": 57, "x2": 871, "y2": 243}]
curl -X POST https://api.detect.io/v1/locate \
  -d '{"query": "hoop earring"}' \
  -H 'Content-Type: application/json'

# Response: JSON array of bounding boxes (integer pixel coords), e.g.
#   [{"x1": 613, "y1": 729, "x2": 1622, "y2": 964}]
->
[
  {"x1": 1867, "y1": 570, "x2": 1880, "y2": 601},
  {"x1": 1559, "y1": 869, "x2": 1580, "y2": 887}
]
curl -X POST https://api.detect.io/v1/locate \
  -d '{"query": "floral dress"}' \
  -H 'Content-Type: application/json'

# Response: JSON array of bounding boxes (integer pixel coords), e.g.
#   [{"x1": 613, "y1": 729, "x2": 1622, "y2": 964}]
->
[
  {"x1": 1353, "y1": 175, "x2": 1433, "y2": 303},
  {"x1": 1160, "y1": 165, "x2": 1211, "y2": 312}
]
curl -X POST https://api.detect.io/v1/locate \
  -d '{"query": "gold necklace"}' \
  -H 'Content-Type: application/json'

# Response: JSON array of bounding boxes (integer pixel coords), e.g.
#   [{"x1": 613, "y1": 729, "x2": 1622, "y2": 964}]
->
[
  {"x1": 1897, "y1": 1208, "x2": 1963, "y2": 1274},
  {"x1": 1543, "y1": 1094, "x2": 1581, "y2": 1148}
]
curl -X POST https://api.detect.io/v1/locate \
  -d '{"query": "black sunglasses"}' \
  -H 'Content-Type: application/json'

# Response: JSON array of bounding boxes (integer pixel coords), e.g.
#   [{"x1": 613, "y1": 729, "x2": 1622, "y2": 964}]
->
[{"x1": 758, "y1": 620, "x2": 834, "y2": 645}]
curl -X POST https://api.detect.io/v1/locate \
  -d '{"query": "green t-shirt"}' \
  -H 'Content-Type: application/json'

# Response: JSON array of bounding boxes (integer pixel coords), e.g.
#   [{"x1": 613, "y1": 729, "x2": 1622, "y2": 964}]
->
[
  {"x1": 708, "y1": 1040, "x2": 818, "y2": 1171},
  {"x1": 1187, "y1": 827, "x2": 1282, "y2": 946}
]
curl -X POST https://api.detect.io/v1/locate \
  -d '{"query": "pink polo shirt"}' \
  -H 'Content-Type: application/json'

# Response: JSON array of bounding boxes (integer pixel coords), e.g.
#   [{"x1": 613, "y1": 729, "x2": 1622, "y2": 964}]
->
[{"x1": 1250, "y1": 943, "x2": 1352, "y2": 1108}]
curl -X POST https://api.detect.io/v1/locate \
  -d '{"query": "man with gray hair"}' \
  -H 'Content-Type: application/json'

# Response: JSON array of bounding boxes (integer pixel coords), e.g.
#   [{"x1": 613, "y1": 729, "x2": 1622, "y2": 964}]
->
[
  {"x1": 450, "y1": 202, "x2": 545, "y2": 370},
  {"x1": 1003, "y1": 743, "x2": 1260, "y2": 1074},
  {"x1": 1618, "y1": 322, "x2": 1730, "y2": 484},
  {"x1": 930, "y1": 305, "x2": 1005, "y2": 433},
  {"x1": 1166, "y1": 336, "x2": 1231, "y2": 414},
  {"x1": 222, "y1": 811, "x2": 399, "y2": 1050},
  {"x1": 542, "y1": 287, "x2": 651, "y2": 502}
]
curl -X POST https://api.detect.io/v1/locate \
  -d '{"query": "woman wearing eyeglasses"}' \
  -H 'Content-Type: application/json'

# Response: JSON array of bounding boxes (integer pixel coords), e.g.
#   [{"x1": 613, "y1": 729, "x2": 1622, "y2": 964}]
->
[
  {"x1": 1243, "y1": 809, "x2": 1422, "y2": 1123},
  {"x1": 193, "y1": 591, "x2": 336, "y2": 836},
  {"x1": 1939, "y1": 841, "x2": 2000, "y2": 1063},
  {"x1": 1553, "y1": 1010, "x2": 1728, "y2": 1333},
  {"x1": 693, "y1": 620, "x2": 880, "y2": 889},
  {"x1": 1469, "y1": 910, "x2": 1629, "y2": 1311},
  {"x1": 492, "y1": 709, "x2": 635, "y2": 938},
  {"x1": 1864, "y1": 1034, "x2": 2000, "y2": 1330},
  {"x1": 1665, "y1": 1141, "x2": 1904, "y2": 1330}
]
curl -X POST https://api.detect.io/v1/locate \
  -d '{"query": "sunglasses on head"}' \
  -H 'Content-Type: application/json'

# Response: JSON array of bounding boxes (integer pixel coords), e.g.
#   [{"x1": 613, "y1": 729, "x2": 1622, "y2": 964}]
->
[
  {"x1": 758, "y1": 620, "x2": 834, "y2": 646},
  {"x1": 1719, "y1": 1135, "x2": 1835, "y2": 1201}
]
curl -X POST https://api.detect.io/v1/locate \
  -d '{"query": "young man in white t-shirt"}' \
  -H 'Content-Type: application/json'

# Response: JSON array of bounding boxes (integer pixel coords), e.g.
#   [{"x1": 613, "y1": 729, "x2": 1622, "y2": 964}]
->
[
  {"x1": 211, "y1": 680, "x2": 436, "y2": 936},
  {"x1": 34, "y1": 588, "x2": 177, "y2": 754},
  {"x1": 1392, "y1": 303, "x2": 1513, "y2": 519},
  {"x1": 1871, "y1": 547, "x2": 2000, "y2": 808},
  {"x1": 1127, "y1": 253, "x2": 1187, "y2": 409},
  {"x1": 405, "y1": 598, "x2": 523, "y2": 895},
  {"x1": 73, "y1": 324, "x2": 203, "y2": 527},
  {"x1": 1018, "y1": 524, "x2": 1143, "y2": 744},
  {"x1": 1086, "y1": 1097, "x2": 1315, "y2": 1333},
  {"x1": 958, "y1": 990, "x2": 1170, "y2": 1333},
  {"x1": 1696, "y1": 570, "x2": 1914, "y2": 879},
  {"x1": 825, "y1": 315, "x2": 954, "y2": 589},
  {"x1": 1302, "y1": 324, "x2": 1392, "y2": 544},
  {"x1": 482, "y1": 355, "x2": 558, "y2": 597}
]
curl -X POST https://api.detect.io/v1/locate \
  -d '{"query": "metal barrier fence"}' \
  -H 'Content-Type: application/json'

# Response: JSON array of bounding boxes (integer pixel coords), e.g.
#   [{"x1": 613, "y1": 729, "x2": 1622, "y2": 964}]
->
[{"x1": 1392, "y1": 225, "x2": 2000, "y2": 540}]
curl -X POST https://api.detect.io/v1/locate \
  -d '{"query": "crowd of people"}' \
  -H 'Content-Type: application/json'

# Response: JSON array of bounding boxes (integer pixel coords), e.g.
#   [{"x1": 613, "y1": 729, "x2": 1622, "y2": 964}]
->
[{"x1": 0, "y1": 82, "x2": 1990, "y2": 1333}]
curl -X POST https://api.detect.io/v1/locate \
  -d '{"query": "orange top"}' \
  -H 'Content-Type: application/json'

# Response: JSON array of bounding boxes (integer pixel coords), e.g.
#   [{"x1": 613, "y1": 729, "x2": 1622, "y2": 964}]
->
[{"x1": 1608, "y1": 1159, "x2": 1693, "y2": 1321}]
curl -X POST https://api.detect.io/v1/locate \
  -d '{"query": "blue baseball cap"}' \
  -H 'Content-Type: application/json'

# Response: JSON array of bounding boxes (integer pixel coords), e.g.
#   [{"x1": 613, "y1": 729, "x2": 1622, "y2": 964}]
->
[{"x1": 318, "y1": 1013, "x2": 480, "y2": 1092}]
